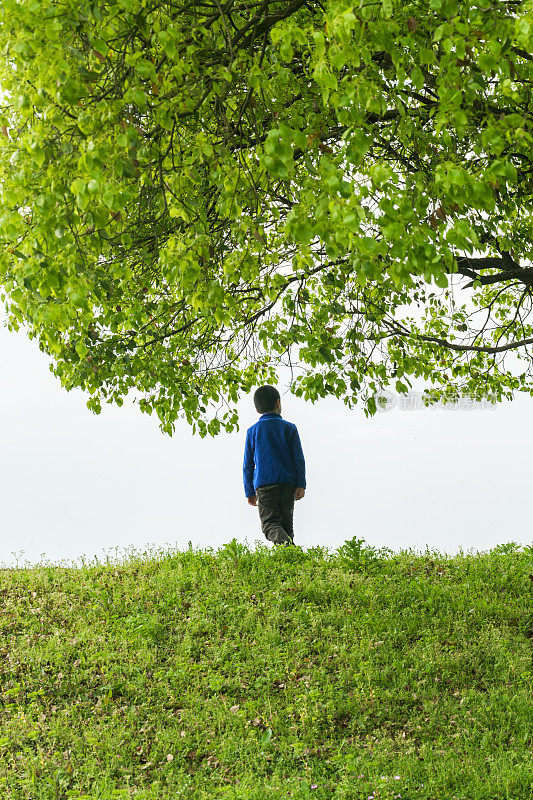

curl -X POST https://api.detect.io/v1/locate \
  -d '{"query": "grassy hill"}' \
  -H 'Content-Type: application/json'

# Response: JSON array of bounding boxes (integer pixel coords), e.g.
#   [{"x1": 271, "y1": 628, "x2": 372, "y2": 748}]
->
[{"x1": 1, "y1": 539, "x2": 531, "y2": 800}]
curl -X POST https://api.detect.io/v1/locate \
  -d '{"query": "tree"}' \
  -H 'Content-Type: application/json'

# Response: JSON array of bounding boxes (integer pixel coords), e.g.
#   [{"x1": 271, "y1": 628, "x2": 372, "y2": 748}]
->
[{"x1": 0, "y1": 0, "x2": 532, "y2": 435}]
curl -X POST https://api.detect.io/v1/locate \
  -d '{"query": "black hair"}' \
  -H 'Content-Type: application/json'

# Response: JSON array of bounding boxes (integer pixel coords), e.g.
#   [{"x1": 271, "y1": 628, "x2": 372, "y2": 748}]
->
[{"x1": 253, "y1": 385, "x2": 280, "y2": 414}]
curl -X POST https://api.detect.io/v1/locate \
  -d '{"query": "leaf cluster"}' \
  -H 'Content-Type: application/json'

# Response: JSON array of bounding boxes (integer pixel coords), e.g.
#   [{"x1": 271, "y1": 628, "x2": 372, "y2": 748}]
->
[{"x1": 0, "y1": 1, "x2": 532, "y2": 430}]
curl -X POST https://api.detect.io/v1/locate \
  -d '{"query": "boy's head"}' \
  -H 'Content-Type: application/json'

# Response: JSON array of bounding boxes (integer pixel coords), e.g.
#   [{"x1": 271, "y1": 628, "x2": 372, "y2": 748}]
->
[{"x1": 254, "y1": 385, "x2": 281, "y2": 414}]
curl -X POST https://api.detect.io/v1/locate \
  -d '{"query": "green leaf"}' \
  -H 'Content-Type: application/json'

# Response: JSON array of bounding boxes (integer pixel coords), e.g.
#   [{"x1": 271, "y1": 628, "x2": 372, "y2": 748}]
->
[
  {"x1": 410, "y1": 66, "x2": 425, "y2": 91},
  {"x1": 102, "y1": 192, "x2": 117, "y2": 210},
  {"x1": 33, "y1": 148, "x2": 46, "y2": 167},
  {"x1": 75, "y1": 341, "x2": 88, "y2": 358},
  {"x1": 381, "y1": 0, "x2": 393, "y2": 18},
  {"x1": 124, "y1": 88, "x2": 147, "y2": 109},
  {"x1": 434, "y1": 272, "x2": 449, "y2": 288},
  {"x1": 262, "y1": 728, "x2": 272, "y2": 744},
  {"x1": 293, "y1": 220, "x2": 314, "y2": 244},
  {"x1": 135, "y1": 59, "x2": 157, "y2": 82},
  {"x1": 76, "y1": 192, "x2": 89, "y2": 210}
]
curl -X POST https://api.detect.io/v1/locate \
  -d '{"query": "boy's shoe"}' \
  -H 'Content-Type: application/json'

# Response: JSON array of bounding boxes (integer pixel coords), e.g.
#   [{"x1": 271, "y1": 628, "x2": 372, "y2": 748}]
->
[{"x1": 274, "y1": 536, "x2": 294, "y2": 547}]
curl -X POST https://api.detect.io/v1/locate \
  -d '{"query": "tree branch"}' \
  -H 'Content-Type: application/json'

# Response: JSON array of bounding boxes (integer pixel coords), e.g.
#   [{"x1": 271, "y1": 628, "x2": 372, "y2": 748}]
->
[
  {"x1": 396, "y1": 328, "x2": 533, "y2": 354},
  {"x1": 455, "y1": 255, "x2": 533, "y2": 287}
]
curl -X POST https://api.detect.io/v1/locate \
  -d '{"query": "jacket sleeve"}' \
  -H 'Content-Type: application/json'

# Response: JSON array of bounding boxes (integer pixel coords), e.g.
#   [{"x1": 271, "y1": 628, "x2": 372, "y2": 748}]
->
[
  {"x1": 243, "y1": 429, "x2": 255, "y2": 497},
  {"x1": 290, "y1": 425, "x2": 306, "y2": 488}
]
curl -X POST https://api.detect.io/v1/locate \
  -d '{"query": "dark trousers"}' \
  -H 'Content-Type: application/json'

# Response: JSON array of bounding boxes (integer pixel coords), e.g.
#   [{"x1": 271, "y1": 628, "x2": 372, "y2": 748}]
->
[{"x1": 256, "y1": 484, "x2": 295, "y2": 544}]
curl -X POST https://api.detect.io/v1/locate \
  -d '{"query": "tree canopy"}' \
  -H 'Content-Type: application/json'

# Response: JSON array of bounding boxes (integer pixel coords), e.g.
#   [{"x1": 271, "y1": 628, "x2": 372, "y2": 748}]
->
[{"x1": 0, "y1": 0, "x2": 532, "y2": 434}]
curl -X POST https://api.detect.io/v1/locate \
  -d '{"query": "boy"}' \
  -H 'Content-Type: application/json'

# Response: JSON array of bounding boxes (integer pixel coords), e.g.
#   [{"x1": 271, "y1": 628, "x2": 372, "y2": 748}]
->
[{"x1": 243, "y1": 385, "x2": 306, "y2": 546}]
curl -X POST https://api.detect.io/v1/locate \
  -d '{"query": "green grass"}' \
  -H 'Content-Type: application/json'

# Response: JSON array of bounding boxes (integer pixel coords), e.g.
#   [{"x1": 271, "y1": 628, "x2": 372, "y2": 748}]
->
[{"x1": 1, "y1": 538, "x2": 531, "y2": 800}]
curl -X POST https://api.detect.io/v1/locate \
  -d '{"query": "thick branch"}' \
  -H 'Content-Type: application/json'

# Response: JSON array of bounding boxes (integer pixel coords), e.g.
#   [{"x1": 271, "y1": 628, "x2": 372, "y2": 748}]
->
[{"x1": 455, "y1": 255, "x2": 533, "y2": 287}]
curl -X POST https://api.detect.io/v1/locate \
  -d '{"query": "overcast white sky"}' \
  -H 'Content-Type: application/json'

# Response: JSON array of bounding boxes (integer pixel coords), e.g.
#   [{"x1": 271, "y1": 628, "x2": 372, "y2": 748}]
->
[{"x1": 1, "y1": 319, "x2": 531, "y2": 567}]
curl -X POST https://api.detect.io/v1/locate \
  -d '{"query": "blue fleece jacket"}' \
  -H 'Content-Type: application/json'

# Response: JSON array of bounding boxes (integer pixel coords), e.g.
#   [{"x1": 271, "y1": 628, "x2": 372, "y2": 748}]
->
[{"x1": 243, "y1": 413, "x2": 306, "y2": 498}]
